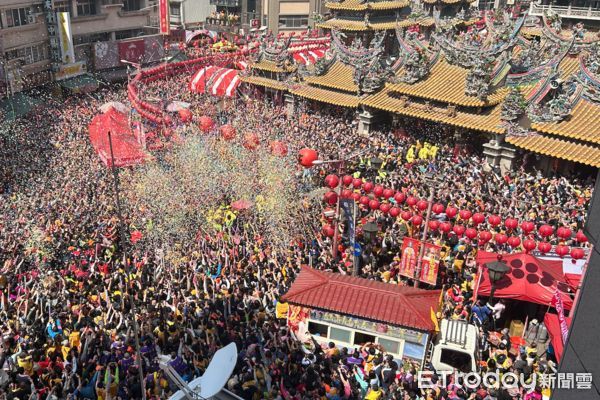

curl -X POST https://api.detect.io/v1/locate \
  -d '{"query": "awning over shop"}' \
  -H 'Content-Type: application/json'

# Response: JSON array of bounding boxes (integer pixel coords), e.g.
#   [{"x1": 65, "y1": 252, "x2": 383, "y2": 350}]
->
[
  {"x1": 59, "y1": 74, "x2": 100, "y2": 94},
  {"x1": 0, "y1": 92, "x2": 42, "y2": 120},
  {"x1": 544, "y1": 313, "x2": 572, "y2": 363}
]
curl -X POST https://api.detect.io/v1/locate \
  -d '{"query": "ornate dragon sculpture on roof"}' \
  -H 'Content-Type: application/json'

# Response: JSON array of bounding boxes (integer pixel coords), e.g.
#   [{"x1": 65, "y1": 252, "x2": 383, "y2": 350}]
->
[
  {"x1": 528, "y1": 75, "x2": 577, "y2": 122},
  {"x1": 395, "y1": 29, "x2": 434, "y2": 83},
  {"x1": 465, "y1": 57, "x2": 494, "y2": 100},
  {"x1": 255, "y1": 33, "x2": 293, "y2": 68}
]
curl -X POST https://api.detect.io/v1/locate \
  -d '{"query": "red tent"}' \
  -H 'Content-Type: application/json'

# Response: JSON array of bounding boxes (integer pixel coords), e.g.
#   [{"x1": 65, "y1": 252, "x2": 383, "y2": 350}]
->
[
  {"x1": 88, "y1": 108, "x2": 147, "y2": 167},
  {"x1": 293, "y1": 49, "x2": 326, "y2": 65},
  {"x1": 189, "y1": 66, "x2": 240, "y2": 97},
  {"x1": 475, "y1": 251, "x2": 574, "y2": 310},
  {"x1": 544, "y1": 313, "x2": 572, "y2": 362}
]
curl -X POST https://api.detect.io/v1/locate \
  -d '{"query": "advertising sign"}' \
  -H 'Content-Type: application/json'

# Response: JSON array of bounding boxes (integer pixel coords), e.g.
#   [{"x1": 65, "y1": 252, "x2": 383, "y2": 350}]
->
[
  {"x1": 57, "y1": 12, "x2": 75, "y2": 64},
  {"x1": 54, "y1": 61, "x2": 86, "y2": 81},
  {"x1": 159, "y1": 0, "x2": 170, "y2": 35},
  {"x1": 119, "y1": 40, "x2": 145, "y2": 64},
  {"x1": 399, "y1": 238, "x2": 420, "y2": 279}
]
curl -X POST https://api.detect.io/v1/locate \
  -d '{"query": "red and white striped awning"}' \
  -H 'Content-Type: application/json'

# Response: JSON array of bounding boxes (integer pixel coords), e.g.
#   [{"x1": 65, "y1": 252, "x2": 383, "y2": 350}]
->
[
  {"x1": 189, "y1": 66, "x2": 241, "y2": 97},
  {"x1": 235, "y1": 60, "x2": 248, "y2": 70},
  {"x1": 292, "y1": 49, "x2": 326, "y2": 65}
]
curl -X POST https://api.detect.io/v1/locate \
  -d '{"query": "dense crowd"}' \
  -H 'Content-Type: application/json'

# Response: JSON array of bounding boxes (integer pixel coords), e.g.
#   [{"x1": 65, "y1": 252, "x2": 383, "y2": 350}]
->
[{"x1": 0, "y1": 65, "x2": 593, "y2": 400}]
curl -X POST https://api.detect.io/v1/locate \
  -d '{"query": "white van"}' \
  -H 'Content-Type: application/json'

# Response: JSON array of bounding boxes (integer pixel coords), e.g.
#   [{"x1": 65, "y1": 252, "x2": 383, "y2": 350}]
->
[{"x1": 430, "y1": 319, "x2": 479, "y2": 373}]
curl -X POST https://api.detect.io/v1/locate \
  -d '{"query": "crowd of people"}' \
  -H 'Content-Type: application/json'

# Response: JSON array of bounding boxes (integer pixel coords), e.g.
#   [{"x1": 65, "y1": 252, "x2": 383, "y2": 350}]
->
[{"x1": 0, "y1": 58, "x2": 594, "y2": 400}]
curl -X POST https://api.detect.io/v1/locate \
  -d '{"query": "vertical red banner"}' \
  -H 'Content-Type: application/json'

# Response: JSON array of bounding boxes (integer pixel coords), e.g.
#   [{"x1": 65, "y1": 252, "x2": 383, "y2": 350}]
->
[
  {"x1": 399, "y1": 238, "x2": 420, "y2": 279},
  {"x1": 159, "y1": 0, "x2": 170, "y2": 35},
  {"x1": 418, "y1": 242, "x2": 441, "y2": 286}
]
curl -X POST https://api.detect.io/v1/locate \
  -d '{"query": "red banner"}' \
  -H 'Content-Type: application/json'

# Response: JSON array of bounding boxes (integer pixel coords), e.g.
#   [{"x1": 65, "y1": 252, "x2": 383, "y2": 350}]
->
[
  {"x1": 399, "y1": 238, "x2": 420, "y2": 279},
  {"x1": 418, "y1": 242, "x2": 441, "y2": 286},
  {"x1": 552, "y1": 288, "x2": 569, "y2": 344},
  {"x1": 119, "y1": 40, "x2": 145, "y2": 64},
  {"x1": 159, "y1": 0, "x2": 170, "y2": 35}
]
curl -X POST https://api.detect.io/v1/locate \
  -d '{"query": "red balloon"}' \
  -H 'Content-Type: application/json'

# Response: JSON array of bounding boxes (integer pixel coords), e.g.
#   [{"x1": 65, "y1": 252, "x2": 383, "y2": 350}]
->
[
  {"x1": 323, "y1": 191, "x2": 338, "y2": 206},
  {"x1": 538, "y1": 241, "x2": 552, "y2": 253},
  {"x1": 440, "y1": 222, "x2": 452, "y2": 233},
  {"x1": 429, "y1": 220, "x2": 440, "y2": 231},
  {"x1": 389, "y1": 207, "x2": 401, "y2": 218},
  {"x1": 351, "y1": 192, "x2": 361, "y2": 201},
  {"x1": 369, "y1": 199, "x2": 380, "y2": 211},
  {"x1": 324, "y1": 174, "x2": 340, "y2": 189},
  {"x1": 416, "y1": 200, "x2": 429, "y2": 211},
  {"x1": 432, "y1": 204, "x2": 445, "y2": 214},
  {"x1": 488, "y1": 215, "x2": 501, "y2": 226},
  {"x1": 342, "y1": 175, "x2": 354, "y2": 186},
  {"x1": 298, "y1": 148, "x2": 319, "y2": 167},
  {"x1": 373, "y1": 185, "x2": 384, "y2": 198},
  {"x1": 576, "y1": 230, "x2": 588, "y2": 242},
  {"x1": 270, "y1": 140, "x2": 288, "y2": 156},
  {"x1": 394, "y1": 192, "x2": 406, "y2": 204},
  {"x1": 507, "y1": 236, "x2": 521, "y2": 248},
  {"x1": 383, "y1": 189, "x2": 395, "y2": 199},
  {"x1": 178, "y1": 108, "x2": 193, "y2": 123},
  {"x1": 411, "y1": 215, "x2": 423, "y2": 226},
  {"x1": 479, "y1": 231, "x2": 492, "y2": 243},
  {"x1": 198, "y1": 116, "x2": 215, "y2": 133},
  {"x1": 406, "y1": 196, "x2": 418, "y2": 207},
  {"x1": 380, "y1": 203, "x2": 391, "y2": 214},
  {"x1": 539, "y1": 224, "x2": 554, "y2": 237},
  {"x1": 363, "y1": 182, "x2": 374, "y2": 193},
  {"x1": 352, "y1": 178, "x2": 363, "y2": 189},
  {"x1": 465, "y1": 228, "x2": 477, "y2": 239},
  {"x1": 401, "y1": 211, "x2": 412, "y2": 221},
  {"x1": 521, "y1": 221, "x2": 535, "y2": 234},
  {"x1": 523, "y1": 239, "x2": 536, "y2": 252},
  {"x1": 556, "y1": 244, "x2": 569, "y2": 257},
  {"x1": 505, "y1": 218, "x2": 518, "y2": 230},
  {"x1": 359, "y1": 196, "x2": 370, "y2": 206},
  {"x1": 570, "y1": 247, "x2": 585, "y2": 260},
  {"x1": 557, "y1": 226, "x2": 572, "y2": 239},
  {"x1": 459, "y1": 210, "x2": 472, "y2": 220},
  {"x1": 341, "y1": 189, "x2": 353, "y2": 199},
  {"x1": 472, "y1": 213, "x2": 485, "y2": 225},
  {"x1": 243, "y1": 132, "x2": 260, "y2": 150},
  {"x1": 453, "y1": 225, "x2": 466, "y2": 236},
  {"x1": 446, "y1": 206, "x2": 458, "y2": 218}
]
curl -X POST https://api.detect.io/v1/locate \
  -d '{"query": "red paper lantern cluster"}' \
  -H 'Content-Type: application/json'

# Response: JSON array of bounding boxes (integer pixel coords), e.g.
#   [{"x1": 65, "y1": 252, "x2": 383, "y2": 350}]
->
[
  {"x1": 178, "y1": 108, "x2": 193, "y2": 123},
  {"x1": 198, "y1": 116, "x2": 215, "y2": 133},
  {"x1": 270, "y1": 140, "x2": 288, "y2": 157},
  {"x1": 219, "y1": 124, "x2": 236, "y2": 141},
  {"x1": 243, "y1": 132, "x2": 260, "y2": 150}
]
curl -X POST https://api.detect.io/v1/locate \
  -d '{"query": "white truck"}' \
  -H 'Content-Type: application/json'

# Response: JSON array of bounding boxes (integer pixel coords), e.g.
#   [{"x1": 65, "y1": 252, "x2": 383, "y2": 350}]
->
[{"x1": 429, "y1": 319, "x2": 479, "y2": 373}]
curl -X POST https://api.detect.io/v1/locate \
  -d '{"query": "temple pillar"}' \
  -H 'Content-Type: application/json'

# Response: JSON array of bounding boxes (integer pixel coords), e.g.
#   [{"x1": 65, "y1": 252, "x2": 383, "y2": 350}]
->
[
  {"x1": 284, "y1": 93, "x2": 295, "y2": 116},
  {"x1": 358, "y1": 107, "x2": 375, "y2": 136},
  {"x1": 483, "y1": 134, "x2": 517, "y2": 173}
]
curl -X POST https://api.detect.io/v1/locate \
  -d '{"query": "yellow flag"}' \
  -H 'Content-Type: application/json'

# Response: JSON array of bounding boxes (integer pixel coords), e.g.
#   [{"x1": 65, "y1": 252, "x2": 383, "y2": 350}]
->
[{"x1": 431, "y1": 307, "x2": 440, "y2": 332}]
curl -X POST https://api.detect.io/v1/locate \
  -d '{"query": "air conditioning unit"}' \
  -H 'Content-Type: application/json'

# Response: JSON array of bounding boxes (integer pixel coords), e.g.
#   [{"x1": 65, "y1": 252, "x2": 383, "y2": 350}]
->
[{"x1": 27, "y1": 14, "x2": 36, "y2": 24}]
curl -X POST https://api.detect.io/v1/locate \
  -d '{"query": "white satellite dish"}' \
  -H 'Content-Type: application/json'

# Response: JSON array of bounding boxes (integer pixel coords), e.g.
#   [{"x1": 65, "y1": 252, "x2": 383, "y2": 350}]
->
[{"x1": 168, "y1": 342, "x2": 238, "y2": 400}]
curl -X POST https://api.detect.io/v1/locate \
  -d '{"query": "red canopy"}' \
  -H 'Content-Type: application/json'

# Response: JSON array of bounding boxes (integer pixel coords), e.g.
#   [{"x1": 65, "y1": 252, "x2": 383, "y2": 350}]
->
[
  {"x1": 475, "y1": 252, "x2": 574, "y2": 310},
  {"x1": 189, "y1": 66, "x2": 240, "y2": 97},
  {"x1": 88, "y1": 108, "x2": 146, "y2": 167},
  {"x1": 544, "y1": 313, "x2": 572, "y2": 362}
]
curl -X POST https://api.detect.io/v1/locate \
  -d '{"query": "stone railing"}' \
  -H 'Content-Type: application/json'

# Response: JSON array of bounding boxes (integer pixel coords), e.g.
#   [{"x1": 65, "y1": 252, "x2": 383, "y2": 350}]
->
[{"x1": 529, "y1": 3, "x2": 600, "y2": 19}]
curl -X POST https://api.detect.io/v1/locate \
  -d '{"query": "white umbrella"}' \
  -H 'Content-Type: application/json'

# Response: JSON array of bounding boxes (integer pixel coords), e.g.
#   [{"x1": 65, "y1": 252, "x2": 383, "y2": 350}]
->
[
  {"x1": 166, "y1": 101, "x2": 191, "y2": 112},
  {"x1": 99, "y1": 101, "x2": 129, "y2": 114}
]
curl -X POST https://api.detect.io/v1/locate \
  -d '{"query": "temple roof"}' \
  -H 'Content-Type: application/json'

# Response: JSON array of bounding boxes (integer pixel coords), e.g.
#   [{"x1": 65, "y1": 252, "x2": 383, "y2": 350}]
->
[
  {"x1": 325, "y1": 0, "x2": 409, "y2": 11},
  {"x1": 506, "y1": 134, "x2": 600, "y2": 168},
  {"x1": 250, "y1": 60, "x2": 296, "y2": 73},
  {"x1": 530, "y1": 99, "x2": 600, "y2": 145},
  {"x1": 239, "y1": 75, "x2": 288, "y2": 91},
  {"x1": 288, "y1": 84, "x2": 360, "y2": 107},
  {"x1": 304, "y1": 61, "x2": 358, "y2": 93},
  {"x1": 316, "y1": 18, "x2": 434, "y2": 31}
]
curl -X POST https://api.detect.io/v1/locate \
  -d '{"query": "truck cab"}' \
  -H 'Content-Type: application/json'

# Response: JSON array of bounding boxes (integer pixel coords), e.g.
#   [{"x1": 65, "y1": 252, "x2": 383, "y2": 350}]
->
[{"x1": 430, "y1": 319, "x2": 479, "y2": 373}]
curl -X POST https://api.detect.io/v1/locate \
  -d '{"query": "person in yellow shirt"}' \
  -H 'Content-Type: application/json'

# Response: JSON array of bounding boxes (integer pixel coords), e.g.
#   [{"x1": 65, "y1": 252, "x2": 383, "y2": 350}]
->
[
  {"x1": 365, "y1": 383, "x2": 383, "y2": 400},
  {"x1": 275, "y1": 300, "x2": 289, "y2": 319}
]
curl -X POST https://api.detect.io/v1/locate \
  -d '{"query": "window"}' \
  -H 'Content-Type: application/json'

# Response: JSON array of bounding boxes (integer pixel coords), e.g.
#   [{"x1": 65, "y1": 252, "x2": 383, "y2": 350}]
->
[
  {"x1": 123, "y1": 0, "x2": 142, "y2": 11},
  {"x1": 5, "y1": 8, "x2": 30, "y2": 27},
  {"x1": 308, "y1": 321, "x2": 328, "y2": 338},
  {"x1": 5, "y1": 44, "x2": 48, "y2": 65},
  {"x1": 53, "y1": 0, "x2": 71, "y2": 12},
  {"x1": 74, "y1": 32, "x2": 110, "y2": 45},
  {"x1": 377, "y1": 337, "x2": 400, "y2": 355},
  {"x1": 115, "y1": 29, "x2": 144, "y2": 40},
  {"x1": 330, "y1": 327, "x2": 351, "y2": 343},
  {"x1": 77, "y1": 0, "x2": 96, "y2": 16},
  {"x1": 170, "y1": 3, "x2": 181, "y2": 16},
  {"x1": 353, "y1": 332, "x2": 376, "y2": 346},
  {"x1": 440, "y1": 349, "x2": 473, "y2": 373},
  {"x1": 278, "y1": 15, "x2": 308, "y2": 28}
]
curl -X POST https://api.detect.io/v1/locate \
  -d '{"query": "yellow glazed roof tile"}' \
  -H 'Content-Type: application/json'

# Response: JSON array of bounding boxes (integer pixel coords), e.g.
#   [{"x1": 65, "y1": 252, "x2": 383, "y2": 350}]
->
[
  {"x1": 506, "y1": 134, "x2": 600, "y2": 167},
  {"x1": 304, "y1": 61, "x2": 358, "y2": 93},
  {"x1": 531, "y1": 99, "x2": 600, "y2": 145},
  {"x1": 250, "y1": 60, "x2": 296, "y2": 73},
  {"x1": 326, "y1": 0, "x2": 409, "y2": 11},
  {"x1": 239, "y1": 75, "x2": 288, "y2": 91},
  {"x1": 289, "y1": 85, "x2": 360, "y2": 107},
  {"x1": 316, "y1": 18, "x2": 421, "y2": 31}
]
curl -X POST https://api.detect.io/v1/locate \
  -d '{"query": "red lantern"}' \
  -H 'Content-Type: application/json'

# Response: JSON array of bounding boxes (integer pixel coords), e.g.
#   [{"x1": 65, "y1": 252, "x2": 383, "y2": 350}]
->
[
  {"x1": 401, "y1": 211, "x2": 412, "y2": 221},
  {"x1": 557, "y1": 227, "x2": 572, "y2": 239},
  {"x1": 505, "y1": 218, "x2": 518, "y2": 230},
  {"x1": 538, "y1": 241, "x2": 552, "y2": 254},
  {"x1": 459, "y1": 210, "x2": 472, "y2": 220},
  {"x1": 394, "y1": 192, "x2": 406, "y2": 204},
  {"x1": 479, "y1": 231, "x2": 492, "y2": 243},
  {"x1": 429, "y1": 220, "x2": 441, "y2": 231},
  {"x1": 322, "y1": 224, "x2": 335, "y2": 237},
  {"x1": 324, "y1": 174, "x2": 340, "y2": 189},
  {"x1": 412, "y1": 215, "x2": 423, "y2": 226},
  {"x1": 555, "y1": 244, "x2": 569, "y2": 257},
  {"x1": 539, "y1": 224, "x2": 554, "y2": 237},
  {"x1": 341, "y1": 189, "x2": 353, "y2": 199},
  {"x1": 507, "y1": 236, "x2": 521, "y2": 248},
  {"x1": 373, "y1": 185, "x2": 384, "y2": 198},
  {"x1": 198, "y1": 116, "x2": 215, "y2": 133},
  {"x1": 523, "y1": 239, "x2": 536, "y2": 252},
  {"x1": 359, "y1": 196, "x2": 370, "y2": 206},
  {"x1": 380, "y1": 203, "x2": 391, "y2": 214},
  {"x1": 270, "y1": 140, "x2": 288, "y2": 156},
  {"x1": 220, "y1": 124, "x2": 236, "y2": 141},
  {"x1": 342, "y1": 175, "x2": 354, "y2": 186},
  {"x1": 243, "y1": 132, "x2": 260, "y2": 150},
  {"x1": 432, "y1": 204, "x2": 445, "y2": 214},
  {"x1": 416, "y1": 200, "x2": 429, "y2": 211},
  {"x1": 389, "y1": 207, "x2": 401, "y2": 218},
  {"x1": 383, "y1": 188, "x2": 395, "y2": 199},
  {"x1": 465, "y1": 228, "x2": 477, "y2": 239},
  {"x1": 472, "y1": 213, "x2": 485, "y2": 225},
  {"x1": 446, "y1": 206, "x2": 458, "y2": 218},
  {"x1": 440, "y1": 222, "x2": 452, "y2": 233},
  {"x1": 570, "y1": 247, "x2": 584, "y2": 260},
  {"x1": 352, "y1": 178, "x2": 363, "y2": 189},
  {"x1": 520, "y1": 221, "x2": 535, "y2": 234},
  {"x1": 298, "y1": 148, "x2": 319, "y2": 167},
  {"x1": 323, "y1": 191, "x2": 338, "y2": 206},
  {"x1": 351, "y1": 192, "x2": 361, "y2": 201},
  {"x1": 495, "y1": 233, "x2": 508, "y2": 245},
  {"x1": 178, "y1": 108, "x2": 193, "y2": 123},
  {"x1": 363, "y1": 182, "x2": 374, "y2": 193},
  {"x1": 488, "y1": 215, "x2": 501, "y2": 226},
  {"x1": 369, "y1": 199, "x2": 380, "y2": 211},
  {"x1": 576, "y1": 230, "x2": 588, "y2": 242},
  {"x1": 406, "y1": 196, "x2": 418, "y2": 207},
  {"x1": 453, "y1": 225, "x2": 466, "y2": 236}
]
